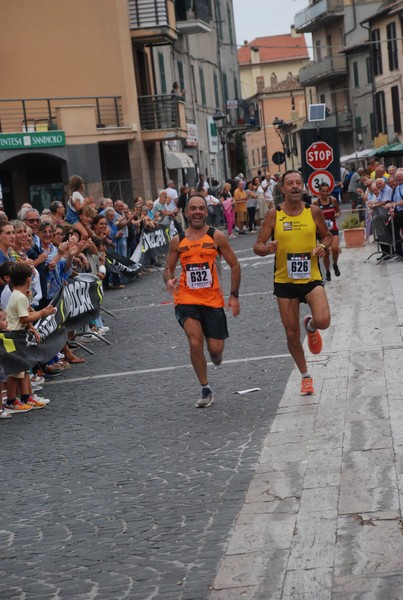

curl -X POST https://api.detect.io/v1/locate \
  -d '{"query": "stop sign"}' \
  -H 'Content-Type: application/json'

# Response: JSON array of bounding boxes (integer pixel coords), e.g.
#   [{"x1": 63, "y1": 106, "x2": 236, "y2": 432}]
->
[{"x1": 306, "y1": 141, "x2": 334, "y2": 170}]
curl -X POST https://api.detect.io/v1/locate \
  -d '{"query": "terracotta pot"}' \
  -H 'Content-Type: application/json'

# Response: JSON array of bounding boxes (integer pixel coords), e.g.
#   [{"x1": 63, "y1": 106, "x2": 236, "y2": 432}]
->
[{"x1": 343, "y1": 227, "x2": 365, "y2": 248}]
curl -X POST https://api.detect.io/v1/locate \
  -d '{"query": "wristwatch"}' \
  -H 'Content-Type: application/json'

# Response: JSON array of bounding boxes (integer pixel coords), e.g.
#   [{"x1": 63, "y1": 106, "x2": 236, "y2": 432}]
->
[{"x1": 230, "y1": 291, "x2": 239, "y2": 298}]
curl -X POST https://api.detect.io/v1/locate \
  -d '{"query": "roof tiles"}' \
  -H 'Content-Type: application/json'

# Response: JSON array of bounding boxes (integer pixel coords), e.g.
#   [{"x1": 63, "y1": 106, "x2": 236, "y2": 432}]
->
[{"x1": 238, "y1": 34, "x2": 309, "y2": 66}]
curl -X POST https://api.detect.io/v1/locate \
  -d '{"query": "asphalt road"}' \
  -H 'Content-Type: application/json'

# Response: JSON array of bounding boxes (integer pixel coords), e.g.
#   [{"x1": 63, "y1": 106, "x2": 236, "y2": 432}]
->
[{"x1": 1, "y1": 233, "x2": 297, "y2": 600}]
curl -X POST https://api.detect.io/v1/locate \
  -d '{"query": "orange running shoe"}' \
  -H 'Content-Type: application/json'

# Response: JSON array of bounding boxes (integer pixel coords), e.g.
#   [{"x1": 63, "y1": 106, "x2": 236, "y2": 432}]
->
[
  {"x1": 303, "y1": 316, "x2": 323, "y2": 354},
  {"x1": 25, "y1": 396, "x2": 47, "y2": 410},
  {"x1": 5, "y1": 399, "x2": 33, "y2": 413},
  {"x1": 300, "y1": 376, "x2": 315, "y2": 396}
]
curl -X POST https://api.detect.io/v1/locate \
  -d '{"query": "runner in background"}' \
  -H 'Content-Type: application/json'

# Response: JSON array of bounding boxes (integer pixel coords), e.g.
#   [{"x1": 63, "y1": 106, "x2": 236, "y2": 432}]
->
[{"x1": 312, "y1": 183, "x2": 341, "y2": 281}]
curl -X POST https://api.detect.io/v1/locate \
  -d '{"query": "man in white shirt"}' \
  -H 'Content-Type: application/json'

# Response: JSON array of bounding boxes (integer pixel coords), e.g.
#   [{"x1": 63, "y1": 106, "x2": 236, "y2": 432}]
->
[
  {"x1": 197, "y1": 187, "x2": 221, "y2": 227},
  {"x1": 261, "y1": 172, "x2": 275, "y2": 199},
  {"x1": 198, "y1": 174, "x2": 210, "y2": 192},
  {"x1": 165, "y1": 180, "x2": 179, "y2": 204}
]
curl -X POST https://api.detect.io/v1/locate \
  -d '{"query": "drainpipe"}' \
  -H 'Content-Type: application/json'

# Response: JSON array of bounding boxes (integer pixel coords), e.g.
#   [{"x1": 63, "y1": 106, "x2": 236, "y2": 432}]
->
[
  {"x1": 185, "y1": 34, "x2": 200, "y2": 183},
  {"x1": 361, "y1": 20, "x2": 376, "y2": 143}
]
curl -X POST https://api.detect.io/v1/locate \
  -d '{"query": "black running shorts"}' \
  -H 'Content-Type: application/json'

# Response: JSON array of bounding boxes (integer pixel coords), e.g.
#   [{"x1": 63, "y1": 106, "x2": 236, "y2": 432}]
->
[
  {"x1": 273, "y1": 280, "x2": 324, "y2": 303},
  {"x1": 175, "y1": 304, "x2": 229, "y2": 340}
]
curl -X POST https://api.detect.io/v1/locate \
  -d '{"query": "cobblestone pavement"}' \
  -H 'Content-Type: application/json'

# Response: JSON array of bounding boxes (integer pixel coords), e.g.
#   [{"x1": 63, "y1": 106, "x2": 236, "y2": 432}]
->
[{"x1": 0, "y1": 234, "x2": 296, "y2": 600}]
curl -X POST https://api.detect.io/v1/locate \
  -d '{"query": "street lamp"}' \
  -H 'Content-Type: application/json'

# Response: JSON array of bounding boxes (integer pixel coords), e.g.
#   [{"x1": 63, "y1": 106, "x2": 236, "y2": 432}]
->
[
  {"x1": 212, "y1": 109, "x2": 228, "y2": 181},
  {"x1": 272, "y1": 116, "x2": 290, "y2": 171}
]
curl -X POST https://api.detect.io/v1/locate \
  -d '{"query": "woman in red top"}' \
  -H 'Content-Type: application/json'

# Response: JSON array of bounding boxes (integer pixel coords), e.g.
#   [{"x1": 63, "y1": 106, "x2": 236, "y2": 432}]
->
[{"x1": 313, "y1": 183, "x2": 341, "y2": 281}]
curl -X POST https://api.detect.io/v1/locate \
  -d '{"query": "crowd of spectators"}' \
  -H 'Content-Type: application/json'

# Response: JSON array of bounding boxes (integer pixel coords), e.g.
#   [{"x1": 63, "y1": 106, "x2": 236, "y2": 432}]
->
[
  {"x1": 3, "y1": 161, "x2": 401, "y2": 418},
  {"x1": 343, "y1": 160, "x2": 403, "y2": 253},
  {"x1": 0, "y1": 170, "x2": 282, "y2": 419},
  {"x1": 0, "y1": 174, "x2": 194, "y2": 419}
]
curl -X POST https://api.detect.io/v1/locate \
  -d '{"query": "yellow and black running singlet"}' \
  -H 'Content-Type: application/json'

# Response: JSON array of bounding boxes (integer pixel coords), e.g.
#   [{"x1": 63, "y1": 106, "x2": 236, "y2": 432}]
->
[{"x1": 273, "y1": 206, "x2": 322, "y2": 284}]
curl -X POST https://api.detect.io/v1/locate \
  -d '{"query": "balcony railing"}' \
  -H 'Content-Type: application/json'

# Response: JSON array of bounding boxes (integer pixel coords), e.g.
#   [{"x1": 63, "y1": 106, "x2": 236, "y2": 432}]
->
[
  {"x1": 223, "y1": 100, "x2": 261, "y2": 132},
  {"x1": 138, "y1": 94, "x2": 187, "y2": 141},
  {"x1": 321, "y1": 110, "x2": 352, "y2": 130},
  {"x1": 103, "y1": 180, "x2": 134, "y2": 204},
  {"x1": 175, "y1": 0, "x2": 211, "y2": 22},
  {"x1": 138, "y1": 95, "x2": 181, "y2": 129},
  {"x1": 0, "y1": 96, "x2": 123, "y2": 134},
  {"x1": 175, "y1": 0, "x2": 212, "y2": 34},
  {"x1": 294, "y1": 0, "x2": 344, "y2": 33},
  {"x1": 299, "y1": 54, "x2": 347, "y2": 85},
  {"x1": 128, "y1": 0, "x2": 177, "y2": 44}
]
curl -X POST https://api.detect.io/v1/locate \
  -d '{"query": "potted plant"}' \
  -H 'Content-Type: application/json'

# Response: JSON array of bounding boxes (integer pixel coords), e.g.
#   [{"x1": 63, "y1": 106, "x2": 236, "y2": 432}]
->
[{"x1": 340, "y1": 213, "x2": 365, "y2": 248}]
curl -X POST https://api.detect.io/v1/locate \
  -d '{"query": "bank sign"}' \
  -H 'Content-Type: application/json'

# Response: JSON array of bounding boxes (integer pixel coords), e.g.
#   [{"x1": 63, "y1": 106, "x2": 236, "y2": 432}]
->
[{"x1": 0, "y1": 131, "x2": 66, "y2": 150}]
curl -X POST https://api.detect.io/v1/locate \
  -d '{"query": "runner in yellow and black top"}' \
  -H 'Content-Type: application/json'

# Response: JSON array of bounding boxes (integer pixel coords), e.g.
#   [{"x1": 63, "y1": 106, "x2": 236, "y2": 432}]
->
[
  {"x1": 253, "y1": 170, "x2": 332, "y2": 396},
  {"x1": 164, "y1": 194, "x2": 241, "y2": 408}
]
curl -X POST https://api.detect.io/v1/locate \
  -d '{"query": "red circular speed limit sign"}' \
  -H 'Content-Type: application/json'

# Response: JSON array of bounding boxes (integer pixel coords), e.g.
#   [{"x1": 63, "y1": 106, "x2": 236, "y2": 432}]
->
[
  {"x1": 307, "y1": 170, "x2": 335, "y2": 197},
  {"x1": 306, "y1": 141, "x2": 334, "y2": 170}
]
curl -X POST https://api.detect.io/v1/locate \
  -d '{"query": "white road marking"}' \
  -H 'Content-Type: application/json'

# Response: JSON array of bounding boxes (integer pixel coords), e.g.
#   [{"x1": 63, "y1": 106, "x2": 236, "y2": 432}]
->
[
  {"x1": 47, "y1": 341, "x2": 403, "y2": 386},
  {"x1": 233, "y1": 248, "x2": 254, "y2": 254},
  {"x1": 108, "y1": 291, "x2": 272, "y2": 312},
  {"x1": 47, "y1": 352, "x2": 292, "y2": 385},
  {"x1": 233, "y1": 255, "x2": 274, "y2": 263}
]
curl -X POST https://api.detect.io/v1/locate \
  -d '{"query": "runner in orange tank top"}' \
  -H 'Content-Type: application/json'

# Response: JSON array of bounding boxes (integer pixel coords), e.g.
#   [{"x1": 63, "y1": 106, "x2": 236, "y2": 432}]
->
[{"x1": 164, "y1": 194, "x2": 241, "y2": 408}]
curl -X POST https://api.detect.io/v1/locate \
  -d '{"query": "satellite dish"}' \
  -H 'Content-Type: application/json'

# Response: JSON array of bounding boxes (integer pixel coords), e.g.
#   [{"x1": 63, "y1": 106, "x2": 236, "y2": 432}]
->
[{"x1": 308, "y1": 104, "x2": 326, "y2": 122}]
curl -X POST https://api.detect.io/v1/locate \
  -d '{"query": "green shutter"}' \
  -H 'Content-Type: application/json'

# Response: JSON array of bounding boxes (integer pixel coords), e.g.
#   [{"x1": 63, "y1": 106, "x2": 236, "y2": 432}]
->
[
  {"x1": 158, "y1": 52, "x2": 167, "y2": 94},
  {"x1": 213, "y1": 73, "x2": 220, "y2": 108},
  {"x1": 178, "y1": 60, "x2": 185, "y2": 93},
  {"x1": 199, "y1": 67, "x2": 206, "y2": 107},
  {"x1": 370, "y1": 112, "x2": 376, "y2": 138}
]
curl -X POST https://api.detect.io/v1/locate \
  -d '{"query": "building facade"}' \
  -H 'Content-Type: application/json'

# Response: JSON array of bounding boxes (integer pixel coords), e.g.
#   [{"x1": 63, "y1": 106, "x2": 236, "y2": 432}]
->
[
  {"x1": 363, "y1": 1, "x2": 403, "y2": 148},
  {"x1": 294, "y1": 0, "x2": 382, "y2": 156},
  {"x1": 153, "y1": 0, "x2": 256, "y2": 186},
  {"x1": 0, "y1": 0, "x2": 248, "y2": 217},
  {"x1": 238, "y1": 32, "x2": 310, "y2": 177},
  {"x1": 0, "y1": 0, "x2": 173, "y2": 215}
]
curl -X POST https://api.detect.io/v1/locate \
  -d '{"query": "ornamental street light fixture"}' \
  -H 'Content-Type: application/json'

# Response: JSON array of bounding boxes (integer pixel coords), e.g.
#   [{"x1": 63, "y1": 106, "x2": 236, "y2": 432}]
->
[
  {"x1": 272, "y1": 117, "x2": 298, "y2": 171},
  {"x1": 212, "y1": 109, "x2": 228, "y2": 181},
  {"x1": 272, "y1": 116, "x2": 290, "y2": 170}
]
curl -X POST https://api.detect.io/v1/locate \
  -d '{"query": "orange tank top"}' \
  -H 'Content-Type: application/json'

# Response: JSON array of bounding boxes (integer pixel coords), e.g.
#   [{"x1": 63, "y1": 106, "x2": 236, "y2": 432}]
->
[{"x1": 174, "y1": 227, "x2": 224, "y2": 307}]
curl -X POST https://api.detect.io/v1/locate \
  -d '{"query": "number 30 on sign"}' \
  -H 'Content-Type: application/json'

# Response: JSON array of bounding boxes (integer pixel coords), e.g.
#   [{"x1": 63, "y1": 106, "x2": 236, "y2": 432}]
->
[{"x1": 307, "y1": 169, "x2": 335, "y2": 197}]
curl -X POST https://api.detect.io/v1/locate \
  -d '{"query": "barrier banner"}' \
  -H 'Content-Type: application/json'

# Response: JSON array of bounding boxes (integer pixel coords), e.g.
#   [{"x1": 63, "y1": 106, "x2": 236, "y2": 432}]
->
[
  {"x1": 0, "y1": 277, "x2": 103, "y2": 378},
  {"x1": 105, "y1": 248, "x2": 143, "y2": 277},
  {"x1": 0, "y1": 328, "x2": 67, "y2": 379},
  {"x1": 130, "y1": 224, "x2": 173, "y2": 266}
]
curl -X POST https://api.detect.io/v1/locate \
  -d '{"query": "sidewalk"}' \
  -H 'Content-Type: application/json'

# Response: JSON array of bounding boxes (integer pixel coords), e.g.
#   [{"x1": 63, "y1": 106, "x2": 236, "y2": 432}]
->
[{"x1": 209, "y1": 244, "x2": 403, "y2": 600}]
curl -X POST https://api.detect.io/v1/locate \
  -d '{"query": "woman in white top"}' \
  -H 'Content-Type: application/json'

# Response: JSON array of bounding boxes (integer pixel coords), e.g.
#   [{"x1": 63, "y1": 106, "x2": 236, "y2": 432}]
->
[
  {"x1": 65, "y1": 175, "x2": 93, "y2": 225},
  {"x1": 253, "y1": 176, "x2": 268, "y2": 226}
]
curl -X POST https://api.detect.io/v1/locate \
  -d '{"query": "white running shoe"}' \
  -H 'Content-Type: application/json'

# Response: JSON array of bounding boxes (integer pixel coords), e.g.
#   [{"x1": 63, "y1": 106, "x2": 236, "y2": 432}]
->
[
  {"x1": 32, "y1": 394, "x2": 50, "y2": 405},
  {"x1": 196, "y1": 388, "x2": 214, "y2": 408}
]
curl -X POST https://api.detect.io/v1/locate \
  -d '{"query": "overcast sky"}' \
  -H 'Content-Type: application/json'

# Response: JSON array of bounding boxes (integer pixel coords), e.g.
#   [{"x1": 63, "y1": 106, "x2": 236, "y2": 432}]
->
[{"x1": 233, "y1": 0, "x2": 311, "y2": 46}]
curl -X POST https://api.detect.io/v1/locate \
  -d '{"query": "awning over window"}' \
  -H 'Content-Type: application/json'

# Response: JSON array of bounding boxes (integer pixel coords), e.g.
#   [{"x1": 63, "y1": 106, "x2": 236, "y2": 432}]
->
[
  {"x1": 340, "y1": 149, "x2": 373, "y2": 162},
  {"x1": 165, "y1": 150, "x2": 194, "y2": 169},
  {"x1": 368, "y1": 143, "x2": 400, "y2": 157},
  {"x1": 380, "y1": 143, "x2": 403, "y2": 157}
]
